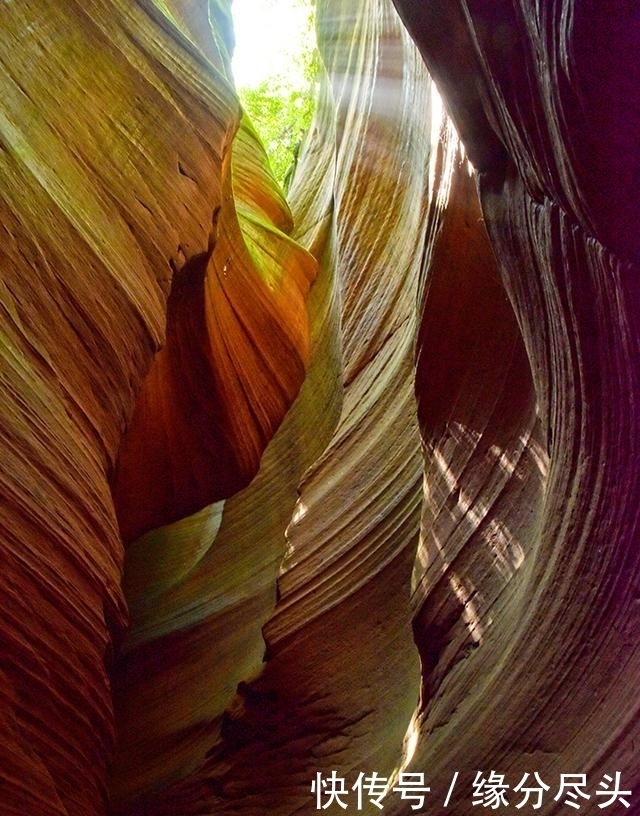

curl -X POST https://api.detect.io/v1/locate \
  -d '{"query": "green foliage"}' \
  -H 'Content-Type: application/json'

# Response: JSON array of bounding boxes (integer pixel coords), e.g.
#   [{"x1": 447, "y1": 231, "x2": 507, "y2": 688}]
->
[
  {"x1": 236, "y1": 2, "x2": 318, "y2": 193},
  {"x1": 239, "y1": 79, "x2": 316, "y2": 191}
]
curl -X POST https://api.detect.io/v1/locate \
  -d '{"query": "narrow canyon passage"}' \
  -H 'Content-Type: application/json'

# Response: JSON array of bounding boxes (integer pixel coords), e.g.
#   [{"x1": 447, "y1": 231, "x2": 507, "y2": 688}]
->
[{"x1": 0, "y1": 2, "x2": 638, "y2": 815}]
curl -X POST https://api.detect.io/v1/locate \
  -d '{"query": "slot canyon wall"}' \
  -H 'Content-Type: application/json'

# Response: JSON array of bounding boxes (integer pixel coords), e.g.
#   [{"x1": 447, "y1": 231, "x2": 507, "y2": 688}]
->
[{"x1": 0, "y1": 1, "x2": 638, "y2": 815}]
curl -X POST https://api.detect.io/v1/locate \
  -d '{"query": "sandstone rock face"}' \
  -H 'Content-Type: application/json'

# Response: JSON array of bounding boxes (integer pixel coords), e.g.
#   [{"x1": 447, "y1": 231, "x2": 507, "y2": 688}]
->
[
  {"x1": 391, "y1": 1, "x2": 640, "y2": 812},
  {"x1": 1, "y1": 1, "x2": 638, "y2": 815},
  {"x1": 1, "y1": 2, "x2": 314, "y2": 813}
]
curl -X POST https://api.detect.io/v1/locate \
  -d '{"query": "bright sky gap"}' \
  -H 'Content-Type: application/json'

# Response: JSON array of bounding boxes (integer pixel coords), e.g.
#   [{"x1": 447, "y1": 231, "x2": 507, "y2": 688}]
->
[{"x1": 231, "y1": 0, "x2": 314, "y2": 90}]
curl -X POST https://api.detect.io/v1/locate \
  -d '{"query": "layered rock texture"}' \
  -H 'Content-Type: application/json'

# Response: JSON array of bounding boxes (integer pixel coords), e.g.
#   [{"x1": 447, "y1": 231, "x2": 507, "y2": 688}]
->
[{"x1": 0, "y1": 1, "x2": 638, "y2": 815}]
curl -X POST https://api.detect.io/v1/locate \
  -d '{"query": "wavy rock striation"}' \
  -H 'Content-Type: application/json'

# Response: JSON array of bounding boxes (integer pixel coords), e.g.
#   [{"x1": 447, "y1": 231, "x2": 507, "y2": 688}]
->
[
  {"x1": 110, "y1": 1, "x2": 435, "y2": 812},
  {"x1": 1, "y1": 1, "x2": 315, "y2": 814},
  {"x1": 390, "y1": 1, "x2": 640, "y2": 813},
  {"x1": 1, "y1": 1, "x2": 638, "y2": 815}
]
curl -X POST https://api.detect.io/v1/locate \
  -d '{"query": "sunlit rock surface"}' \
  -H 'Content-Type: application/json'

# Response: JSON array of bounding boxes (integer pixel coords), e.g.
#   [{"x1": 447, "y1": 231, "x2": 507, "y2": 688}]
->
[
  {"x1": 0, "y1": 2, "x2": 315, "y2": 813},
  {"x1": 110, "y1": 1, "x2": 434, "y2": 812},
  {"x1": 1, "y1": 1, "x2": 639, "y2": 815}
]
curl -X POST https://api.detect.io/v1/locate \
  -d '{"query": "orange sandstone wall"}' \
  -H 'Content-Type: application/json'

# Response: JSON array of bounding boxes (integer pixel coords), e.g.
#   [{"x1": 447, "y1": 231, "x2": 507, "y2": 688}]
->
[
  {"x1": 391, "y1": 1, "x2": 640, "y2": 812},
  {"x1": 1, "y1": 1, "x2": 638, "y2": 815}
]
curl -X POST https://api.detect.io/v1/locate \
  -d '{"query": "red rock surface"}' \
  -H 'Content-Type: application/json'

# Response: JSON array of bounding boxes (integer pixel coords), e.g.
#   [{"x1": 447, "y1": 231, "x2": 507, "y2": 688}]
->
[
  {"x1": 390, "y1": 3, "x2": 640, "y2": 813},
  {"x1": 1, "y1": 1, "x2": 638, "y2": 815}
]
